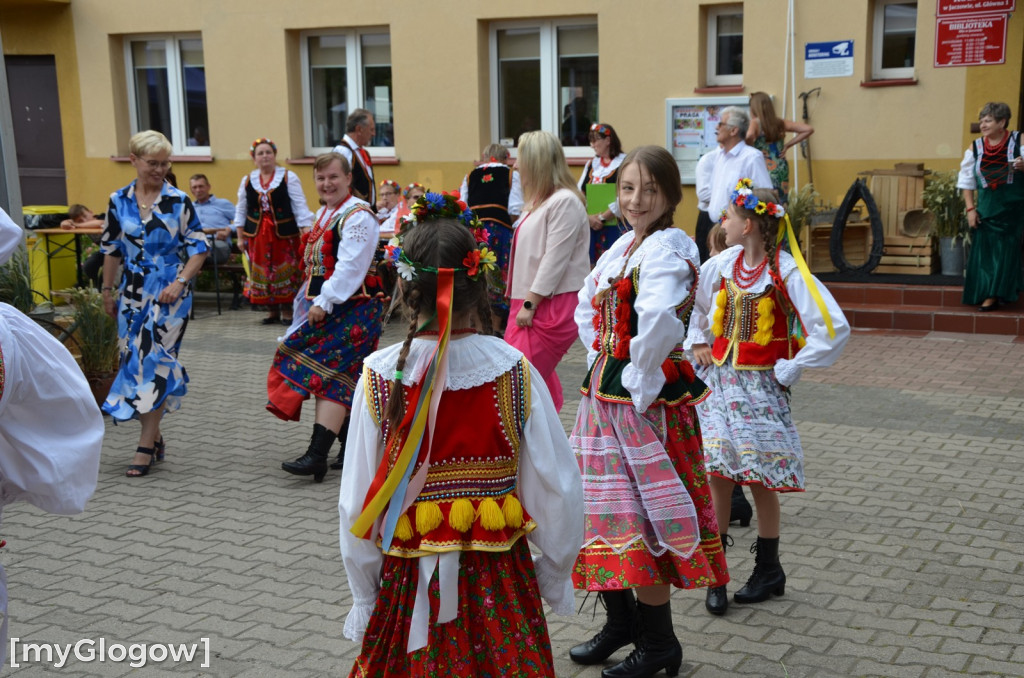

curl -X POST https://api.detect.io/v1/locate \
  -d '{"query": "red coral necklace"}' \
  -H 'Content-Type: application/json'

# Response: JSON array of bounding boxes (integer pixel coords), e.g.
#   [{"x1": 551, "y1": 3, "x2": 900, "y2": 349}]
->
[{"x1": 733, "y1": 252, "x2": 768, "y2": 289}]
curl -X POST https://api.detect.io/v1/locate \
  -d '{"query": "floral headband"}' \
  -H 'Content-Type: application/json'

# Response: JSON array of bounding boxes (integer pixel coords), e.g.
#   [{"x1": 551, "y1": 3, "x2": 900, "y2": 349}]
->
[
  {"x1": 249, "y1": 138, "x2": 277, "y2": 157},
  {"x1": 380, "y1": 179, "x2": 400, "y2": 193},
  {"x1": 729, "y1": 178, "x2": 786, "y2": 218},
  {"x1": 382, "y1": 192, "x2": 495, "y2": 282},
  {"x1": 589, "y1": 123, "x2": 612, "y2": 137},
  {"x1": 403, "y1": 182, "x2": 425, "y2": 198}
]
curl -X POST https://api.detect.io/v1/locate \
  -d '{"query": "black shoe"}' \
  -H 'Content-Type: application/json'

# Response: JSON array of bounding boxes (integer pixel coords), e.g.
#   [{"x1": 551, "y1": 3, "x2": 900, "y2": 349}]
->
[
  {"x1": 282, "y1": 423, "x2": 337, "y2": 482},
  {"x1": 601, "y1": 601, "x2": 682, "y2": 678},
  {"x1": 978, "y1": 301, "x2": 1000, "y2": 312},
  {"x1": 705, "y1": 534, "x2": 732, "y2": 616},
  {"x1": 734, "y1": 537, "x2": 786, "y2": 604},
  {"x1": 330, "y1": 418, "x2": 350, "y2": 471},
  {"x1": 125, "y1": 446, "x2": 156, "y2": 478},
  {"x1": 729, "y1": 485, "x2": 753, "y2": 527},
  {"x1": 570, "y1": 590, "x2": 636, "y2": 665}
]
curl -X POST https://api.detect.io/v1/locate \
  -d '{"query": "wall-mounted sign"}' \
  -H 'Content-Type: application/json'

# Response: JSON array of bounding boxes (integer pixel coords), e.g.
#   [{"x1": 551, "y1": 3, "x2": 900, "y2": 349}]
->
[
  {"x1": 665, "y1": 96, "x2": 749, "y2": 184},
  {"x1": 804, "y1": 41, "x2": 854, "y2": 79},
  {"x1": 937, "y1": 0, "x2": 1014, "y2": 16},
  {"x1": 935, "y1": 14, "x2": 1007, "y2": 66}
]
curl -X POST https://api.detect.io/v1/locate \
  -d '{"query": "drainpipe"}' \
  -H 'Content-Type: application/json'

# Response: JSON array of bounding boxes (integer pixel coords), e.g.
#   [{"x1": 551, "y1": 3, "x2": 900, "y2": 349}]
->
[{"x1": 0, "y1": 29, "x2": 24, "y2": 226}]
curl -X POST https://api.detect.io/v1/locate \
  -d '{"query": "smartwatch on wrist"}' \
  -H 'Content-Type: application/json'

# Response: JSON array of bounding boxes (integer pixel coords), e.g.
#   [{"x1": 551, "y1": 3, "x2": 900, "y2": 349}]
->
[{"x1": 522, "y1": 300, "x2": 534, "y2": 311}]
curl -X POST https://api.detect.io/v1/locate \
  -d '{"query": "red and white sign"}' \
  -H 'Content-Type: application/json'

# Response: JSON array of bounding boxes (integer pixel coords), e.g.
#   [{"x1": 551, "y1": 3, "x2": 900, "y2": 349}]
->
[
  {"x1": 935, "y1": 14, "x2": 1007, "y2": 67},
  {"x1": 937, "y1": 0, "x2": 1015, "y2": 16}
]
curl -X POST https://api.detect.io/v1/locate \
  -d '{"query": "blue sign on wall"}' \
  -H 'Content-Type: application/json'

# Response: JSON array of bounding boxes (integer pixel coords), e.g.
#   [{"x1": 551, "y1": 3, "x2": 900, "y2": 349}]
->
[{"x1": 805, "y1": 41, "x2": 854, "y2": 78}]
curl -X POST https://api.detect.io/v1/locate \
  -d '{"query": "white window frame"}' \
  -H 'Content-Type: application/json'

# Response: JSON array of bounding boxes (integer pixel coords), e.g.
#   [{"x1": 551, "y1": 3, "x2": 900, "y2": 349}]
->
[
  {"x1": 706, "y1": 4, "x2": 743, "y2": 87},
  {"x1": 300, "y1": 28, "x2": 394, "y2": 158},
  {"x1": 124, "y1": 34, "x2": 209, "y2": 156},
  {"x1": 488, "y1": 18, "x2": 598, "y2": 159},
  {"x1": 872, "y1": 0, "x2": 917, "y2": 80}
]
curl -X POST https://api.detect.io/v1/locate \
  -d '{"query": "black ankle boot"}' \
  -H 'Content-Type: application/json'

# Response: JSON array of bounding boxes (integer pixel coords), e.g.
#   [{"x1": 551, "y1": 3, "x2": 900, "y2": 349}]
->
[
  {"x1": 569, "y1": 590, "x2": 636, "y2": 665},
  {"x1": 705, "y1": 534, "x2": 733, "y2": 616},
  {"x1": 730, "y1": 484, "x2": 753, "y2": 527},
  {"x1": 329, "y1": 418, "x2": 350, "y2": 470},
  {"x1": 733, "y1": 536, "x2": 786, "y2": 604},
  {"x1": 282, "y1": 423, "x2": 336, "y2": 482},
  {"x1": 601, "y1": 600, "x2": 681, "y2": 678}
]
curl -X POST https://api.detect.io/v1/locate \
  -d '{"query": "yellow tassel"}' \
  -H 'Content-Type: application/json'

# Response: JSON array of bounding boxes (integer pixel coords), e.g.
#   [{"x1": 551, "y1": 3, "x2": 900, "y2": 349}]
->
[
  {"x1": 477, "y1": 497, "x2": 506, "y2": 531},
  {"x1": 796, "y1": 335, "x2": 806, "y2": 349},
  {"x1": 394, "y1": 514, "x2": 414, "y2": 542},
  {"x1": 502, "y1": 495, "x2": 524, "y2": 529},
  {"x1": 449, "y1": 498, "x2": 475, "y2": 533},
  {"x1": 711, "y1": 289, "x2": 727, "y2": 337},
  {"x1": 415, "y1": 501, "x2": 443, "y2": 535},
  {"x1": 753, "y1": 297, "x2": 775, "y2": 346}
]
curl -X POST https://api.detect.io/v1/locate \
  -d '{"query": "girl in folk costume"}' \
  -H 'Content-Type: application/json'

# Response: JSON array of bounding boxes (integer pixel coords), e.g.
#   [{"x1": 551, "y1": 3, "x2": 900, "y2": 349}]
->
[
  {"x1": 578, "y1": 122, "x2": 629, "y2": 264},
  {"x1": 687, "y1": 181, "x2": 849, "y2": 615},
  {"x1": 268, "y1": 153, "x2": 387, "y2": 482},
  {"x1": 339, "y1": 197, "x2": 583, "y2": 677},
  {"x1": 570, "y1": 146, "x2": 727, "y2": 678}
]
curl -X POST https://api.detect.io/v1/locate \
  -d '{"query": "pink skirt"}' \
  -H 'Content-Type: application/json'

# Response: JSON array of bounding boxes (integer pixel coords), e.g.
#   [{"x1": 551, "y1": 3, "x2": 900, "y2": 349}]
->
[{"x1": 504, "y1": 292, "x2": 579, "y2": 411}]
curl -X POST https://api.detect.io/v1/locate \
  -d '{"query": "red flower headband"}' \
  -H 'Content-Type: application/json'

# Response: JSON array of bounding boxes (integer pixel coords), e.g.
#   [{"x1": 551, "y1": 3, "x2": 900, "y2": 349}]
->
[
  {"x1": 250, "y1": 138, "x2": 277, "y2": 157},
  {"x1": 403, "y1": 182, "x2": 425, "y2": 198},
  {"x1": 589, "y1": 123, "x2": 612, "y2": 138},
  {"x1": 379, "y1": 179, "x2": 400, "y2": 191}
]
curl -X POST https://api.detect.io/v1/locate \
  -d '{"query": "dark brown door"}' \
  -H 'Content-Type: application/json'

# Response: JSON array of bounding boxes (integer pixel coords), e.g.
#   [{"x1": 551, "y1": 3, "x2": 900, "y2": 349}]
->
[{"x1": 5, "y1": 55, "x2": 66, "y2": 205}]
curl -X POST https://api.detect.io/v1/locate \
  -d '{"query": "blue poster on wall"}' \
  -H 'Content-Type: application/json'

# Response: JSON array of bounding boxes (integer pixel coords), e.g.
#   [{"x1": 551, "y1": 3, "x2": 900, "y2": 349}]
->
[{"x1": 805, "y1": 41, "x2": 854, "y2": 79}]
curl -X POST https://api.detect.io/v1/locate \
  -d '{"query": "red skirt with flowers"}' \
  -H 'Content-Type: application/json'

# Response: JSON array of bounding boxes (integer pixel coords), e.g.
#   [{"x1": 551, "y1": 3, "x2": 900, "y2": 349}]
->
[
  {"x1": 266, "y1": 295, "x2": 384, "y2": 420},
  {"x1": 245, "y1": 212, "x2": 302, "y2": 306},
  {"x1": 572, "y1": 400, "x2": 729, "y2": 591},
  {"x1": 349, "y1": 539, "x2": 555, "y2": 678}
]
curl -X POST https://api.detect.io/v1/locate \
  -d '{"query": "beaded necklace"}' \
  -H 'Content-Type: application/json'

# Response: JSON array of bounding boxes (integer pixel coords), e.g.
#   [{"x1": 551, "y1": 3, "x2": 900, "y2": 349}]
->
[{"x1": 732, "y1": 252, "x2": 768, "y2": 289}]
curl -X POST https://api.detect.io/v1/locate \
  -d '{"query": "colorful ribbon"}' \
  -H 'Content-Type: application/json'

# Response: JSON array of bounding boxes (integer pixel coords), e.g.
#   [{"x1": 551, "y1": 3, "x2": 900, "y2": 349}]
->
[{"x1": 777, "y1": 215, "x2": 836, "y2": 339}]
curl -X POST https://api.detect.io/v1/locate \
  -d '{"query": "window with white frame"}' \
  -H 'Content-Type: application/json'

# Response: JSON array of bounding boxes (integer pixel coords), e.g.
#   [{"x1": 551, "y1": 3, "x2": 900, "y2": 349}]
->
[
  {"x1": 301, "y1": 30, "x2": 393, "y2": 156},
  {"x1": 872, "y1": 0, "x2": 917, "y2": 80},
  {"x1": 707, "y1": 5, "x2": 743, "y2": 87},
  {"x1": 126, "y1": 36, "x2": 209, "y2": 154},
  {"x1": 490, "y1": 19, "x2": 598, "y2": 152}
]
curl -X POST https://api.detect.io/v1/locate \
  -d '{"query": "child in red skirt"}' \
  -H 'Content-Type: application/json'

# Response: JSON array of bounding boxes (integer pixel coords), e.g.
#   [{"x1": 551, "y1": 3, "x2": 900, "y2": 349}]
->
[{"x1": 339, "y1": 194, "x2": 583, "y2": 677}]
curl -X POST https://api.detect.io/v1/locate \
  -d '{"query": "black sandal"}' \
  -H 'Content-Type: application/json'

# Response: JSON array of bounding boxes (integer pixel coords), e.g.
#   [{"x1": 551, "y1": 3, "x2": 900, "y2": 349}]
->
[
  {"x1": 154, "y1": 437, "x2": 166, "y2": 462},
  {"x1": 125, "y1": 446, "x2": 156, "y2": 477}
]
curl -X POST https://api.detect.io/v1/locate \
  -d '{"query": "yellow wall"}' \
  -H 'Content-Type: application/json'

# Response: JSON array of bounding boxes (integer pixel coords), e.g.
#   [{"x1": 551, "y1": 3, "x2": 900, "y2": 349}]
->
[{"x1": 3, "y1": 0, "x2": 1022, "y2": 233}]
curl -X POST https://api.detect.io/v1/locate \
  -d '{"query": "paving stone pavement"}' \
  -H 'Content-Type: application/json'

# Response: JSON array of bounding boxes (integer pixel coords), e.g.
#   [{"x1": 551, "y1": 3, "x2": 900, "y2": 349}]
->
[{"x1": 3, "y1": 300, "x2": 1022, "y2": 677}]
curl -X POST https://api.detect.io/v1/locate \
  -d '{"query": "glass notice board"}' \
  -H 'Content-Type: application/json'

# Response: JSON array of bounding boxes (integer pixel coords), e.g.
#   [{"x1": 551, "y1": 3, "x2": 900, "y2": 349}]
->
[{"x1": 665, "y1": 96, "x2": 749, "y2": 184}]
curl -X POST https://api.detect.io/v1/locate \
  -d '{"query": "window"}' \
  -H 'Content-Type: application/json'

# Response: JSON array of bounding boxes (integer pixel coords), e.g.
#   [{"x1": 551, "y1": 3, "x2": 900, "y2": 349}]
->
[
  {"x1": 125, "y1": 36, "x2": 209, "y2": 154},
  {"x1": 490, "y1": 19, "x2": 598, "y2": 153},
  {"x1": 301, "y1": 30, "x2": 393, "y2": 156},
  {"x1": 872, "y1": 0, "x2": 917, "y2": 80},
  {"x1": 707, "y1": 5, "x2": 743, "y2": 87}
]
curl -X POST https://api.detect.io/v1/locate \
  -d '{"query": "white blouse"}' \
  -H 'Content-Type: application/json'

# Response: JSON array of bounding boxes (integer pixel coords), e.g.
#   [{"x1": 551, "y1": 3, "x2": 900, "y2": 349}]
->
[
  {"x1": 684, "y1": 244, "x2": 851, "y2": 386},
  {"x1": 308, "y1": 196, "x2": 379, "y2": 313},
  {"x1": 577, "y1": 153, "x2": 627, "y2": 219},
  {"x1": 339, "y1": 335, "x2": 584, "y2": 651},
  {"x1": 232, "y1": 167, "x2": 315, "y2": 231},
  {"x1": 575, "y1": 227, "x2": 701, "y2": 413}
]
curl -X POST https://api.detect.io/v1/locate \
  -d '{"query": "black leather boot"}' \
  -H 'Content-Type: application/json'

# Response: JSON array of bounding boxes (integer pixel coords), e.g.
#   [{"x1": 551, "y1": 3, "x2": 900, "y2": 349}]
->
[
  {"x1": 329, "y1": 418, "x2": 350, "y2": 470},
  {"x1": 730, "y1": 484, "x2": 753, "y2": 527},
  {"x1": 705, "y1": 534, "x2": 733, "y2": 616},
  {"x1": 569, "y1": 590, "x2": 636, "y2": 665},
  {"x1": 601, "y1": 600, "x2": 682, "y2": 678},
  {"x1": 733, "y1": 536, "x2": 786, "y2": 604},
  {"x1": 282, "y1": 423, "x2": 336, "y2": 482}
]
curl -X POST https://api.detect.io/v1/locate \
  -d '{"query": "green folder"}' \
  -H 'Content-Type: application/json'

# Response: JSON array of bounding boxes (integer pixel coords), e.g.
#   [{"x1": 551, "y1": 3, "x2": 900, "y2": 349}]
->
[{"x1": 586, "y1": 183, "x2": 618, "y2": 225}]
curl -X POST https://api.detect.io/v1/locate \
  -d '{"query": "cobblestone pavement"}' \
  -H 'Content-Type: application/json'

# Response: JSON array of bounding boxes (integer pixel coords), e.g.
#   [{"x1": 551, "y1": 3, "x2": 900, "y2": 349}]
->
[{"x1": 3, "y1": 301, "x2": 1022, "y2": 677}]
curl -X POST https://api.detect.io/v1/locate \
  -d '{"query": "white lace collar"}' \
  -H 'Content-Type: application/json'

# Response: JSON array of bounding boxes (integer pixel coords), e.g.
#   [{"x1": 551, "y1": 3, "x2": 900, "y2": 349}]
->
[
  {"x1": 364, "y1": 334, "x2": 524, "y2": 391},
  {"x1": 249, "y1": 167, "x2": 285, "y2": 192},
  {"x1": 588, "y1": 152, "x2": 627, "y2": 182}
]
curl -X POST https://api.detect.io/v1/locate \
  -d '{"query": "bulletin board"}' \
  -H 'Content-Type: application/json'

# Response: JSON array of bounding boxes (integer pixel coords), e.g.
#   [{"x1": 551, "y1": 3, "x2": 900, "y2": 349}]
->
[{"x1": 665, "y1": 96, "x2": 749, "y2": 184}]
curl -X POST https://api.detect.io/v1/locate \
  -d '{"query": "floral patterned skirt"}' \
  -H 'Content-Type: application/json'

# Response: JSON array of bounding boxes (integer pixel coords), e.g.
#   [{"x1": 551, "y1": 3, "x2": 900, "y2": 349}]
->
[
  {"x1": 245, "y1": 213, "x2": 302, "y2": 306},
  {"x1": 266, "y1": 295, "x2": 383, "y2": 421},
  {"x1": 589, "y1": 221, "x2": 628, "y2": 265},
  {"x1": 696, "y1": 363, "x2": 804, "y2": 491},
  {"x1": 349, "y1": 540, "x2": 555, "y2": 678},
  {"x1": 484, "y1": 221, "x2": 513, "y2": 317},
  {"x1": 571, "y1": 397, "x2": 728, "y2": 591}
]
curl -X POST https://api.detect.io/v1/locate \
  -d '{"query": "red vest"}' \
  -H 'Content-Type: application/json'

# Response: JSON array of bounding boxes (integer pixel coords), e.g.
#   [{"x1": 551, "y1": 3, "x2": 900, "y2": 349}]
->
[{"x1": 710, "y1": 278, "x2": 803, "y2": 370}]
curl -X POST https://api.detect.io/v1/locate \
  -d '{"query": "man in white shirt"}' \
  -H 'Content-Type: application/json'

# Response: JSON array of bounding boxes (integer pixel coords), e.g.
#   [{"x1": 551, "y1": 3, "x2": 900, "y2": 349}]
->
[
  {"x1": 701, "y1": 106, "x2": 772, "y2": 260},
  {"x1": 332, "y1": 109, "x2": 376, "y2": 210}
]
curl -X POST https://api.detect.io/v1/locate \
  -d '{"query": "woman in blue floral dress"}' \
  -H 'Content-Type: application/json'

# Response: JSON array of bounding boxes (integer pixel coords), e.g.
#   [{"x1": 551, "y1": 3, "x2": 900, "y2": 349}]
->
[{"x1": 100, "y1": 131, "x2": 209, "y2": 477}]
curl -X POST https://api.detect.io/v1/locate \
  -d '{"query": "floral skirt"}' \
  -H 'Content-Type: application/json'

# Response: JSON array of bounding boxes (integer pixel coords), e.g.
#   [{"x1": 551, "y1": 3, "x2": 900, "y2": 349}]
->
[
  {"x1": 571, "y1": 396, "x2": 727, "y2": 591},
  {"x1": 696, "y1": 363, "x2": 804, "y2": 491},
  {"x1": 590, "y1": 221, "x2": 628, "y2": 265},
  {"x1": 245, "y1": 213, "x2": 302, "y2": 306},
  {"x1": 349, "y1": 540, "x2": 555, "y2": 678},
  {"x1": 266, "y1": 295, "x2": 384, "y2": 421},
  {"x1": 484, "y1": 221, "x2": 513, "y2": 317}
]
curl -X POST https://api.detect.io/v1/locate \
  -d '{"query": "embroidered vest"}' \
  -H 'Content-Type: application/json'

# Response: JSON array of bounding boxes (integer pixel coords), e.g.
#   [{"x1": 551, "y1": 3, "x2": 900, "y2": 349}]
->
[
  {"x1": 302, "y1": 204, "x2": 386, "y2": 300},
  {"x1": 466, "y1": 165, "x2": 513, "y2": 229},
  {"x1": 581, "y1": 264, "x2": 709, "y2": 407},
  {"x1": 364, "y1": 358, "x2": 535, "y2": 557},
  {"x1": 244, "y1": 173, "x2": 298, "y2": 238},
  {"x1": 337, "y1": 139, "x2": 375, "y2": 208},
  {"x1": 971, "y1": 130, "x2": 1020, "y2": 189},
  {"x1": 710, "y1": 277, "x2": 804, "y2": 369}
]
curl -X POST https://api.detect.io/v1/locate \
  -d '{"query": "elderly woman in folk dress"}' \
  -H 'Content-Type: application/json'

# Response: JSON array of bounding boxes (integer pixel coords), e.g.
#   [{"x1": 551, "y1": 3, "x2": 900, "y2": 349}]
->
[
  {"x1": 100, "y1": 130, "x2": 209, "y2": 477},
  {"x1": 234, "y1": 137, "x2": 315, "y2": 325}
]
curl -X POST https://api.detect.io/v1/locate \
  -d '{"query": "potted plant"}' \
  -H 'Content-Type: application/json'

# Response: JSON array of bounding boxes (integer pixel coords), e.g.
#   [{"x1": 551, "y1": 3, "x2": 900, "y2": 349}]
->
[
  {"x1": 66, "y1": 287, "x2": 120, "y2": 407},
  {"x1": 922, "y1": 170, "x2": 968, "y2": 276}
]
